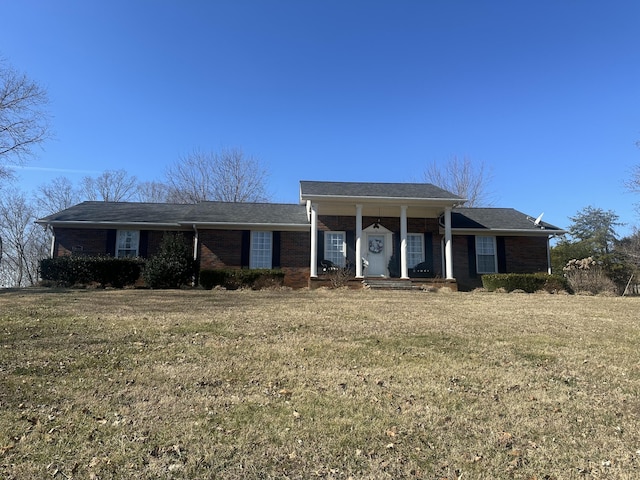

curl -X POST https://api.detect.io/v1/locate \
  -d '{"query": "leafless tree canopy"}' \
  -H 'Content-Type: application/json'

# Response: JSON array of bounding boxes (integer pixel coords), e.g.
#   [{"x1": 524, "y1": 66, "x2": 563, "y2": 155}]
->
[
  {"x1": 165, "y1": 148, "x2": 270, "y2": 204},
  {"x1": 624, "y1": 164, "x2": 640, "y2": 214},
  {"x1": 80, "y1": 169, "x2": 138, "y2": 202},
  {"x1": 0, "y1": 58, "x2": 51, "y2": 180},
  {"x1": 136, "y1": 181, "x2": 171, "y2": 203},
  {"x1": 0, "y1": 188, "x2": 49, "y2": 287},
  {"x1": 36, "y1": 176, "x2": 80, "y2": 215},
  {"x1": 212, "y1": 148, "x2": 269, "y2": 202},
  {"x1": 423, "y1": 156, "x2": 495, "y2": 207}
]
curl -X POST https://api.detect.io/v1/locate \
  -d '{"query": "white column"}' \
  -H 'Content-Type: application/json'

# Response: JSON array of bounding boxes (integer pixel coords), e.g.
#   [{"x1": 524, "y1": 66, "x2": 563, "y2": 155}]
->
[
  {"x1": 355, "y1": 204, "x2": 363, "y2": 278},
  {"x1": 310, "y1": 202, "x2": 318, "y2": 277},
  {"x1": 444, "y1": 206, "x2": 454, "y2": 279},
  {"x1": 400, "y1": 205, "x2": 408, "y2": 279}
]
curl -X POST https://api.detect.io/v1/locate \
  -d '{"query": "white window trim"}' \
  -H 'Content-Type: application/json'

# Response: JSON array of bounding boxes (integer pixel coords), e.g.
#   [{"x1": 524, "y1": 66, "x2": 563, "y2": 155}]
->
[
  {"x1": 324, "y1": 231, "x2": 346, "y2": 267},
  {"x1": 407, "y1": 233, "x2": 425, "y2": 268},
  {"x1": 116, "y1": 230, "x2": 140, "y2": 258},
  {"x1": 475, "y1": 235, "x2": 498, "y2": 274},
  {"x1": 250, "y1": 230, "x2": 273, "y2": 269}
]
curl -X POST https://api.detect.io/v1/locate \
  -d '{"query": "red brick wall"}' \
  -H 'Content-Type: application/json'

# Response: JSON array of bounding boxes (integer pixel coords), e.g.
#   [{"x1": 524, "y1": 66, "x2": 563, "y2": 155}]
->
[
  {"x1": 504, "y1": 236, "x2": 549, "y2": 273},
  {"x1": 53, "y1": 228, "x2": 193, "y2": 258},
  {"x1": 197, "y1": 229, "x2": 310, "y2": 288},
  {"x1": 198, "y1": 230, "x2": 243, "y2": 270},
  {"x1": 52, "y1": 224, "x2": 550, "y2": 291},
  {"x1": 53, "y1": 228, "x2": 110, "y2": 256},
  {"x1": 453, "y1": 235, "x2": 550, "y2": 291}
]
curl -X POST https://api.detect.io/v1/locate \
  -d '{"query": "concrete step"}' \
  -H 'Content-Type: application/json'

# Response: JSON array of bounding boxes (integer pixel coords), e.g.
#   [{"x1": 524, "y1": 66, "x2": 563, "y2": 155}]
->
[{"x1": 363, "y1": 278, "x2": 422, "y2": 290}]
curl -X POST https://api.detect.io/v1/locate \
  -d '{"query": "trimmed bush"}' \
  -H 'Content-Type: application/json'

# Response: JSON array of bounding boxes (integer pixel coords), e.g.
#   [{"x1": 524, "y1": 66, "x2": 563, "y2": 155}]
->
[
  {"x1": 40, "y1": 256, "x2": 143, "y2": 288},
  {"x1": 143, "y1": 233, "x2": 194, "y2": 289},
  {"x1": 199, "y1": 269, "x2": 284, "y2": 290},
  {"x1": 482, "y1": 273, "x2": 569, "y2": 293}
]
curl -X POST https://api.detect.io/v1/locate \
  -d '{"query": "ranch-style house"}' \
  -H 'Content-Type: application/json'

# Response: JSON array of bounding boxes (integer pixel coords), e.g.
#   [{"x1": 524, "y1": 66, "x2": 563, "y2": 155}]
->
[{"x1": 36, "y1": 180, "x2": 566, "y2": 290}]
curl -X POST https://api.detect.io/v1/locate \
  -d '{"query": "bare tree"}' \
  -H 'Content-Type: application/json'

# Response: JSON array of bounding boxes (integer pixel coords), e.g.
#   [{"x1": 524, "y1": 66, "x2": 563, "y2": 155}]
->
[
  {"x1": 0, "y1": 58, "x2": 51, "y2": 180},
  {"x1": 212, "y1": 147, "x2": 269, "y2": 202},
  {"x1": 423, "y1": 156, "x2": 494, "y2": 207},
  {"x1": 136, "y1": 180, "x2": 171, "y2": 203},
  {"x1": 165, "y1": 148, "x2": 270, "y2": 203},
  {"x1": 80, "y1": 169, "x2": 138, "y2": 202},
  {"x1": 36, "y1": 176, "x2": 80, "y2": 215},
  {"x1": 625, "y1": 163, "x2": 640, "y2": 215},
  {"x1": 0, "y1": 188, "x2": 49, "y2": 287}
]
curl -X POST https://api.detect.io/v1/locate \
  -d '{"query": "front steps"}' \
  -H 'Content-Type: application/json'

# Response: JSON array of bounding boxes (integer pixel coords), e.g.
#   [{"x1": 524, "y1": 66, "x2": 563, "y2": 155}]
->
[{"x1": 362, "y1": 278, "x2": 422, "y2": 290}]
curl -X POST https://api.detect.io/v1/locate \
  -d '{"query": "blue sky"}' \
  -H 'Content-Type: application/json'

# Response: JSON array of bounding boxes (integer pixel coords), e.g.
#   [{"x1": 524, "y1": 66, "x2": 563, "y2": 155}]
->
[{"x1": 2, "y1": 1, "x2": 639, "y2": 236}]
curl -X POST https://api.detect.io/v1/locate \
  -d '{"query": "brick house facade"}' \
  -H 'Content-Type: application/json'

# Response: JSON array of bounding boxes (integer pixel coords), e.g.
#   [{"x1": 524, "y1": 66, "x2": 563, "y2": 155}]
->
[{"x1": 37, "y1": 181, "x2": 565, "y2": 290}]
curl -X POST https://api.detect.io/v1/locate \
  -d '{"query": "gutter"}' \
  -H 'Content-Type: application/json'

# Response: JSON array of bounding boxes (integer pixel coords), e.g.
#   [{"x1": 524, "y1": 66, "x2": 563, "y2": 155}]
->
[
  {"x1": 35, "y1": 220, "x2": 184, "y2": 228},
  {"x1": 186, "y1": 222, "x2": 310, "y2": 231},
  {"x1": 445, "y1": 228, "x2": 567, "y2": 236}
]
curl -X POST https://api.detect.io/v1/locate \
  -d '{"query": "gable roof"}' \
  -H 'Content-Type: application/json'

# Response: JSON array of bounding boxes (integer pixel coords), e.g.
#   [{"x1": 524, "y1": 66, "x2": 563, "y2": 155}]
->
[
  {"x1": 37, "y1": 201, "x2": 310, "y2": 230},
  {"x1": 451, "y1": 208, "x2": 566, "y2": 235},
  {"x1": 300, "y1": 180, "x2": 465, "y2": 203}
]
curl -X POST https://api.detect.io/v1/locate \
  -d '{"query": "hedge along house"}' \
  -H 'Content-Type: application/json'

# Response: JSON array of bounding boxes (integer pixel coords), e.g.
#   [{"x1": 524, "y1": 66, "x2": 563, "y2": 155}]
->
[{"x1": 36, "y1": 180, "x2": 565, "y2": 290}]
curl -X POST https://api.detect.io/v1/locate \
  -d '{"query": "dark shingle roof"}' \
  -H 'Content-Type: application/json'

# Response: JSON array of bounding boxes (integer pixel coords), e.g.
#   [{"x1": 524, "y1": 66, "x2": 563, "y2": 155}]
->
[
  {"x1": 37, "y1": 201, "x2": 309, "y2": 228},
  {"x1": 300, "y1": 181, "x2": 464, "y2": 201},
  {"x1": 452, "y1": 208, "x2": 565, "y2": 233},
  {"x1": 191, "y1": 202, "x2": 309, "y2": 225},
  {"x1": 37, "y1": 202, "x2": 195, "y2": 225}
]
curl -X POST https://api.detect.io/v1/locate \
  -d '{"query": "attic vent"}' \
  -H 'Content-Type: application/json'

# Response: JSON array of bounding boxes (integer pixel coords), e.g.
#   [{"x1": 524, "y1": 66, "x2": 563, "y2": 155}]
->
[{"x1": 73, "y1": 245, "x2": 84, "y2": 252}]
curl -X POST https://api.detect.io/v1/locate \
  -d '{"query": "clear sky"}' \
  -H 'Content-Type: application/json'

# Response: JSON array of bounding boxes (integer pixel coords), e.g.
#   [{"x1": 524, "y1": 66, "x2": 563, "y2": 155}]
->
[{"x1": 2, "y1": 1, "x2": 639, "y2": 235}]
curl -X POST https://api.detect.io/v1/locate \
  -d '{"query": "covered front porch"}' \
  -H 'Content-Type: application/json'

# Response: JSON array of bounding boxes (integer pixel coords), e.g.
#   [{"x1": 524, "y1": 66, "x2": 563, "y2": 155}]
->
[{"x1": 299, "y1": 181, "x2": 467, "y2": 286}]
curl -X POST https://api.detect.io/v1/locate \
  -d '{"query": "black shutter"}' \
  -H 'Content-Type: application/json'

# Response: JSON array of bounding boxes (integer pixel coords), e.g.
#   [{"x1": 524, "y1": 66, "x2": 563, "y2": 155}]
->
[
  {"x1": 317, "y1": 230, "x2": 324, "y2": 269},
  {"x1": 346, "y1": 230, "x2": 355, "y2": 266},
  {"x1": 272, "y1": 231, "x2": 281, "y2": 268},
  {"x1": 497, "y1": 237, "x2": 507, "y2": 273},
  {"x1": 241, "y1": 231, "x2": 250, "y2": 268},
  {"x1": 424, "y1": 233, "x2": 434, "y2": 272},
  {"x1": 467, "y1": 236, "x2": 477, "y2": 278},
  {"x1": 138, "y1": 230, "x2": 149, "y2": 258},
  {"x1": 106, "y1": 229, "x2": 116, "y2": 256}
]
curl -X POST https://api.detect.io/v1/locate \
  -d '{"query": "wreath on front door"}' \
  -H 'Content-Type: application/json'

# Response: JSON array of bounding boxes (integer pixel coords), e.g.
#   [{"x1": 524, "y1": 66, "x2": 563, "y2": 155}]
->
[{"x1": 369, "y1": 238, "x2": 383, "y2": 254}]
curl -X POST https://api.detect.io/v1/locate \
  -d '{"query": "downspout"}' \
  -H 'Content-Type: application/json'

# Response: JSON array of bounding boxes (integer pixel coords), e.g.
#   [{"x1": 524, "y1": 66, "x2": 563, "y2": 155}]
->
[
  {"x1": 49, "y1": 225, "x2": 56, "y2": 258},
  {"x1": 192, "y1": 224, "x2": 199, "y2": 286},
  {"x1": 192, "y1": 224, "x2": 199, "y2": 262},
  {"x1": 547, "y1": 235, "x2": 552, "y2": 275}
]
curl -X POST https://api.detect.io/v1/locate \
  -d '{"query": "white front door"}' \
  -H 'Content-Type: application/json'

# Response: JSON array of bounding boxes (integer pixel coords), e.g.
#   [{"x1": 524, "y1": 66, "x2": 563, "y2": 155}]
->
[{"x1": 366, "y1": 234, "x2": 387, "y2": 276}]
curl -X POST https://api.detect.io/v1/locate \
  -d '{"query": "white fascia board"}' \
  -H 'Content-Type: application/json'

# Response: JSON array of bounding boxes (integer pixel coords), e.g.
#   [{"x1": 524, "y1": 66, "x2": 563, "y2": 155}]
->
[{"x1": 301, "y1": 195, "x2": 466, "y2": 207}]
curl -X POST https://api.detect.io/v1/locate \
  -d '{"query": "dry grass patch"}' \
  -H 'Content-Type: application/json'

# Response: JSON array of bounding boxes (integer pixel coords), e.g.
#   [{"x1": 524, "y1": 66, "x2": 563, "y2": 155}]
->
[{"x1": 1, "y1": 288, "x2": 640, "y2": 479}]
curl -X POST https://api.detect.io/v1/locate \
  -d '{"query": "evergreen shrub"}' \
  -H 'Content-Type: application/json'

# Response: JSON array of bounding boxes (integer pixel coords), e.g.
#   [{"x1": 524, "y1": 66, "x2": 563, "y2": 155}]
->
[
  {"x1": 481, "y1": 273, "x2": 569, "y2": 293},
  {"x1": 39, "y1": 256, "x2": 143, "y2": 288},
  {"x1": 143, "y1": 233, "x2": 194, "y2": 289},
  {"x1": 199, "y1": 269, "x2": 284, "y2": 290}
]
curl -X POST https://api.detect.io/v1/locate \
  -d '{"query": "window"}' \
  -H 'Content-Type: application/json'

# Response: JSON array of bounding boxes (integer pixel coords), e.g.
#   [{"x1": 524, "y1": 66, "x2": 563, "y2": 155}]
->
[
  {"x1": 250, "y1": 231, "x2": 272, "y2": 269},
  {"x1": 116, "y1": 230, "x2": 139, "y2": 258},
  {"x1": 324, "y1": 231, "x2": 346, "y2": 267},
  {"x1": 407, "y1": 234, "x2": 424, "y2": 268},
  {"x1": 476, "y1": 236, "x2": 497, "y2": 273}
]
